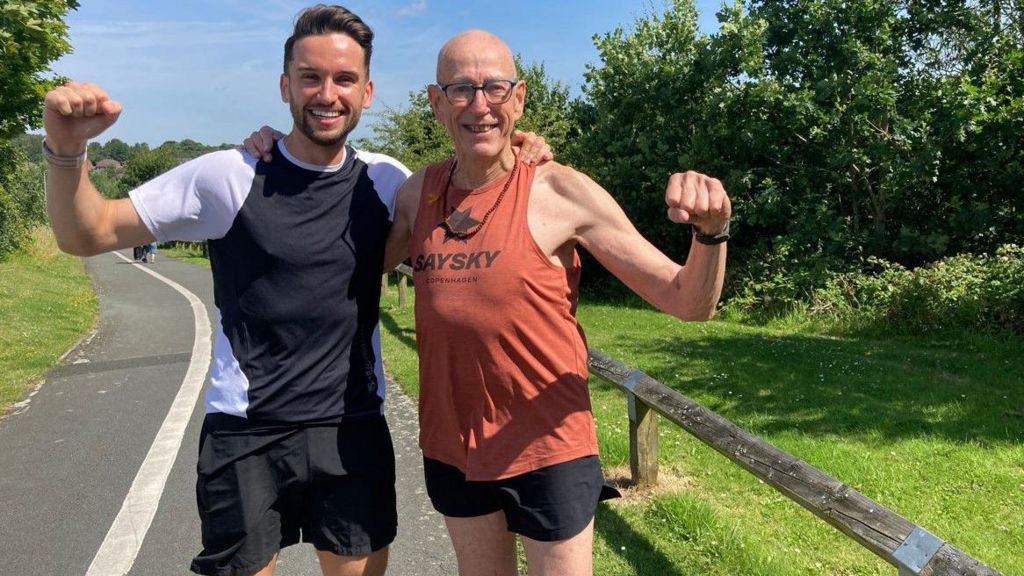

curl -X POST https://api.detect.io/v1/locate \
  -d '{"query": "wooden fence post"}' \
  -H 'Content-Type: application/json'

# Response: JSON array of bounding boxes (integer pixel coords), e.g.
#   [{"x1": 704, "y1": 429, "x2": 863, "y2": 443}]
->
[
  {"x1": 397, "y1": 273, "x2": 407, "y2": 308},
  {"x1": 628, "y1": 391, "x2": 658, "y2": 487},
  {"x1": 381, "y1": 273, "x2": 390, "y2": 297}
]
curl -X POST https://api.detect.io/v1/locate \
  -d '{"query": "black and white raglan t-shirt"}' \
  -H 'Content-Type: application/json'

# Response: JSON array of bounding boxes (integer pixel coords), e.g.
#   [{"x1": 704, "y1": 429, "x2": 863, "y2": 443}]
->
[{"x1": 129, "y1": 141, "x2": 410, "y2": 425}]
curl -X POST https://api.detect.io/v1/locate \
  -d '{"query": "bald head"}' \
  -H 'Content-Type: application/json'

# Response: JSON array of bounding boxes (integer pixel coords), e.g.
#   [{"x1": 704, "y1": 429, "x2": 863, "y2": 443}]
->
[{"x1": 436, "y1": 30, "x2": 517, "y2": 82}]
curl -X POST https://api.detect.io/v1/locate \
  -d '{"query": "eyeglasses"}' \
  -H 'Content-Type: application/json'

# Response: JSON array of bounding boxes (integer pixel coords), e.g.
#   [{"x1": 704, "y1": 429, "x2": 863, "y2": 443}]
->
[{"x1": 436, "y1": 79, "x2": 519, "y2": 105}]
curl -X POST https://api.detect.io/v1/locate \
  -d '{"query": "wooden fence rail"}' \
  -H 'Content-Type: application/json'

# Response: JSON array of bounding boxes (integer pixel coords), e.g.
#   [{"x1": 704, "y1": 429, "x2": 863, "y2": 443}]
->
[
  {"x1": 588, "y1": 351, "x2": 1002, "y2": 576},
  {"x1": 389, "y1": 266, "x2": 1002, "y2": 576}
]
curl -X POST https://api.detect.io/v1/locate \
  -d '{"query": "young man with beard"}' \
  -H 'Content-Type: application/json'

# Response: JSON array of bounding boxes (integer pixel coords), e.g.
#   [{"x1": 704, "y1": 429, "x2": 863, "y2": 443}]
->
[{"x1": 43, "y1": 6, "x2": 548, "y2": 576}]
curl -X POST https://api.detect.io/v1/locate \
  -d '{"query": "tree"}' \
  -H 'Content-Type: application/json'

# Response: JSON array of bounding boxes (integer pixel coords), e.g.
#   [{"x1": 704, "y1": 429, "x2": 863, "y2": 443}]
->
[
  {"x1": 0, "y1": 1, "x2": 79, "y2": 258},
  {"x1": 12, "y1": 133, "x2": 44, "y2": 163},
  {"x1": 117, "y1": 147, "x2": 178, "y2": 197},
  {"x1": 356, "y1": 90, "x2": 452, "y2": 172},
  {"x1": 0, "y1": 1, "x2": 80, "y2": 139},
  {"x1": 513, "y1": 59, "x2": 574, "y2": 161},
  {"x1": 101, "y1": 138, "x2": 131, "y2": 163},
  {"x1": 575, "y1": 0, "x2": 726, "y2": 263},
  {"x1": 575, "y1": 0, "x2": 1022, "y2": 307}
]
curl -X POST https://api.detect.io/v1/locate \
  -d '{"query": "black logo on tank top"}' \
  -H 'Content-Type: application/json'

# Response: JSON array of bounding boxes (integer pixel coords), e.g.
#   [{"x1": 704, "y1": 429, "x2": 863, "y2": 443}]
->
[{"x1": 413, "y1": 250, "x2": 502, "y2": 272}]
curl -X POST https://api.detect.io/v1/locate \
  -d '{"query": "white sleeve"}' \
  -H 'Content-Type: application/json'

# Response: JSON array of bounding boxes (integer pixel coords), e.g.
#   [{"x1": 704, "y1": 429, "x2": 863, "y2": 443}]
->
[
  {"x1": 354, "y1": 149, "x2": 411, "y2": 222},
  {"x1": 129, "y1": 149, "x2": 257, "y2": 242}
]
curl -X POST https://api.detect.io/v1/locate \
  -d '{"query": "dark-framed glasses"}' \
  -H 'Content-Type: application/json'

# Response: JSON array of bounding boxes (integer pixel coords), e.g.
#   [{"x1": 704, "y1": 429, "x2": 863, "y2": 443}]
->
[{"x1": 437, "y1": 79, "x2": 519, "y2": 105}]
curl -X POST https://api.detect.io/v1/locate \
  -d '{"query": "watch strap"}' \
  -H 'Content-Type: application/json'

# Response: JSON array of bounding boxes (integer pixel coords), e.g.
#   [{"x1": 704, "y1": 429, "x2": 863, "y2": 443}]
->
[{"x1": 693, "y1": 220, "x2": 730, "y2": 245}]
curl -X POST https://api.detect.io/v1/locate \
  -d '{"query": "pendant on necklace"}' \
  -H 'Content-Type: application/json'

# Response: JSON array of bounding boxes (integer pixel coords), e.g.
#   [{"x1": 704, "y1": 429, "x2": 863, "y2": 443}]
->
[
  {"x1": 439, "y1": 158, "x2": 518, "y2": 242},
  {"x1": 446, "y1": 207, "x2": 481, "y2": 234}
]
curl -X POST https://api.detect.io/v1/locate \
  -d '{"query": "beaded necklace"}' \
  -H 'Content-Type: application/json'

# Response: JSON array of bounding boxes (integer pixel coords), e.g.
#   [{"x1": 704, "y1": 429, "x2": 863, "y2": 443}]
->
[{"x1": 440, "y1": 159, "x2": 519, "y2": 240}]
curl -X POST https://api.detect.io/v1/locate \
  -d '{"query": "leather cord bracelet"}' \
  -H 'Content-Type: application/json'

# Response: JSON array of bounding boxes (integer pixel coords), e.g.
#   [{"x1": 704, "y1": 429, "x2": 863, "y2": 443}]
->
[
  {"x1": 42, "y1": 139, "x2": 88, "y2": 169},
  {"x1": 693, "y1": 220, "x2": 730, "y2": 245}
]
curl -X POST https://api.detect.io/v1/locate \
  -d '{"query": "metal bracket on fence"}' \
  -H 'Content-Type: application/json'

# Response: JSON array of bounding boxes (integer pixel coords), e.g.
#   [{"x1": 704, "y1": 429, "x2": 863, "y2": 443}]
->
[
  {"x1": 623, "y1": 370, "x2": 644, "y2": 422},
  {"x1": 893, "y1": 527, "x2": 944, "y2": 574},
  {"x1": 622, "y1": 369, "x2": 644, "y2": 392}
]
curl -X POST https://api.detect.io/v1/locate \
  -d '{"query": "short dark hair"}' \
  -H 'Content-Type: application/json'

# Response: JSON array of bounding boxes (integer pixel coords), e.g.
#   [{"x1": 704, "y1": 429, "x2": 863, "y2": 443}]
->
[{"x1": 283, "y1": 4, "x2": 374, "y2": 73}]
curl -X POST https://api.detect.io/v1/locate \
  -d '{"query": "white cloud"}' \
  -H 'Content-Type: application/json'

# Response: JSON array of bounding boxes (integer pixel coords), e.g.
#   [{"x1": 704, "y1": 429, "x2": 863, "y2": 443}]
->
[{"x1": 397, "y1": 0, "x2": 427, "y2": 17}]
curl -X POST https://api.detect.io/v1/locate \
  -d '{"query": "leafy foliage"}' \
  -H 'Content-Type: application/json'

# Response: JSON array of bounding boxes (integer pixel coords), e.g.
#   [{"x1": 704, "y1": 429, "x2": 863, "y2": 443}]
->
[
  {"x1": 115, "y1": 146, "x2": 179, "y2": 197},
  {"x1": 806, "y1": 244, "x2": 1024, "y2": 334},
  {"x1": 357, "y1": 90, "x2": 452, "y2": 172},
  {"x1": 0, "y1": 1, "x2": 80, "y2": 139},
  {"x1": 0, "y1": 2, "x2": 78, "y2": 258},
  {"x1": 573, "y1": 0, "x2": 1022, "y2": 315},
  {"x1": 90, "y1": 138, "x2": 131, "y2": 163},
  {"x1": 0, "y1": 142, "x2": 46, "y2": 259}
]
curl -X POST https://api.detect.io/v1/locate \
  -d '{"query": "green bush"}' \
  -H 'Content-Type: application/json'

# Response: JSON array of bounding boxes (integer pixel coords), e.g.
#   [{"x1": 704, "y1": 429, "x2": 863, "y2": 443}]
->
[
  {"x1": 0, "y1": 180, "x2": 28, "y2": 259},
  {"x1": 810, "y1": 245, "x2": 1024, "y2": 334},
  {"x1": 8, "y1": 158, "x2": 46, "y2": 224},
  {"x1": 725, "y1": 238, "x2": 846, "y2": 320},
  {"x1": 0, "y1": 141, "x2": 45, "y2": 261}
]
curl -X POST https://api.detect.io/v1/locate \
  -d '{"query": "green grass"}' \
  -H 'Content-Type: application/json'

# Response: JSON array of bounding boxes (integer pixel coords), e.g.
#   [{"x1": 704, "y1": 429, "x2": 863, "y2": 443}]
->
[
  {"x1": 161, "y1": 243, "x2": 211, "y2": 267},
  {"x1": 379, "y1": 273, "x2": 419, "y2": 395},
  {"x1": 20, "y1": 240, "x2": 1019, "y2": 571},
  {"x1": 0, "y1": 228, "x2": 97, "y2": 414},
  {"x1": 379, "y1": 284, "x2": 1023, "y2": 576},
  {"x1": 155, "y1": 258, "x2": 1021, "y2": 574}
]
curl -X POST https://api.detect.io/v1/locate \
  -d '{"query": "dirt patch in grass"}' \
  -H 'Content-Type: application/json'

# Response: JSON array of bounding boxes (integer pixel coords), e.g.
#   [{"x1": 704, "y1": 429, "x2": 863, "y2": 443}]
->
[{"x1": 603, "y1": 465, "x2": 695, "y2": 505}]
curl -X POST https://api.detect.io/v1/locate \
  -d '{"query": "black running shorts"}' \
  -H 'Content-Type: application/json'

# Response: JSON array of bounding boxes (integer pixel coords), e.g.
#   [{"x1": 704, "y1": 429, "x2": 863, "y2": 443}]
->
[
  {"x1": 423, "y1": 455, "x2": 619, "y2": 542},
  {"x1": 190, "y1": 414, "x2": 397, "y2": 576}
]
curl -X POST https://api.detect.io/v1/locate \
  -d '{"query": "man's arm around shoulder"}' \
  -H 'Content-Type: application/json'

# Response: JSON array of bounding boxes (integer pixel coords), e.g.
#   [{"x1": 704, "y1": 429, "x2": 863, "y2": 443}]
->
[{"x1": 383, "y1": 168, "x2": 427, "y2": 271}]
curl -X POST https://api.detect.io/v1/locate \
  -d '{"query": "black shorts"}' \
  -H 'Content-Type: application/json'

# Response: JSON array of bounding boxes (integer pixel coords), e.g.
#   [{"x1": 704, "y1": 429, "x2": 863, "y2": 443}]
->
[
  {"x1": 190, "y1": 414, "x2": 397, "y2": 576},
  {"x1": 423, "y1": 455, "x2": 619, "y2": 542}
]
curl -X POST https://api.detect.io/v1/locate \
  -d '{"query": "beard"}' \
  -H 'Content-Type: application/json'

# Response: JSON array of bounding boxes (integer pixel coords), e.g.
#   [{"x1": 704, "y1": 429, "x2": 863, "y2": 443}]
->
[{"x1": 290, "y1": 102, "x2": 362, "y2": 147}]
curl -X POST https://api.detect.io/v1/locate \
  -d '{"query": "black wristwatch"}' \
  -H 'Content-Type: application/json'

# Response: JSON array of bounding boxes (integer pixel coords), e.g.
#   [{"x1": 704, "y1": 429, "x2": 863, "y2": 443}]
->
[{"x1": 693, "y1": 221, "x2": 730, "y2": 245}]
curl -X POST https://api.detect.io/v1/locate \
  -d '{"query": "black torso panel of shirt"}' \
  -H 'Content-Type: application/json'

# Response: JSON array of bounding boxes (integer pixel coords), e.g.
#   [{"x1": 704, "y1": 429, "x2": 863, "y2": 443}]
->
[{"x1": 208, "y1": 145, "x2": 392, "y2": 424}]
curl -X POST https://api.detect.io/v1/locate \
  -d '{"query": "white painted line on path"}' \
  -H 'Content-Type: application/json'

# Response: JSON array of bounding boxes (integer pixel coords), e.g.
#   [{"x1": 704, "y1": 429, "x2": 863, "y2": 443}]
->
[{"x1": 85, "y1": 251, "x2": 212, "y2": 576}]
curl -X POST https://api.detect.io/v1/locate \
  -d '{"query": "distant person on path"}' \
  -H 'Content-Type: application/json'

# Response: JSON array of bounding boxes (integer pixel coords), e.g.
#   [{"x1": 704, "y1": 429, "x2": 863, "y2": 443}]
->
[
  {"x1": 141, "y1": 241, "x2": 158, "y2": 263},
  {"x1": 42, "y1": 5, "x2": 547, "y2": 576},
  {"x1": 382, "y1": 30, "x2": 730, "y2": 576}
]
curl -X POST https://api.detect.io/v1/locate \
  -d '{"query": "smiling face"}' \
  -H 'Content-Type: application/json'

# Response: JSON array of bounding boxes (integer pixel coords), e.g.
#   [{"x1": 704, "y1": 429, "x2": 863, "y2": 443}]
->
[
  {"x1": 280, "y1": 33, "x2": 373, "y2": 160},
  {"x1": 428, "y1": 31, "x2": 525, "y2": 164}
]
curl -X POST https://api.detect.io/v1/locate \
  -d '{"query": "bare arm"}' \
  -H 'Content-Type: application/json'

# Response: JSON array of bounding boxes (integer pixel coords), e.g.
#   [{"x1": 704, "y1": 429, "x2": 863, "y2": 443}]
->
[
  {"x1": 44, "y1": 82, "x2": 154, "y2": 256},
  {"x1": 382, "y1": 169, "x2": 426, "y2": 271},
  {"x1": 547, "y1": 168, "x2": 730, "y2": 320}
]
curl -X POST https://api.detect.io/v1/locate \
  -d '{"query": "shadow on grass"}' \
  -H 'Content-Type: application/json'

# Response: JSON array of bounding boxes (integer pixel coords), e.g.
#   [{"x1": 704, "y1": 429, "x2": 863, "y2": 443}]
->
[
  {"x1": 595, "y1": 328, "x2": 1023, "y2": 445},
  {"x1": 380, "y1": 309, "x2": 417, "y2": 351},
  {"x1": 595, "y1": 503, "x2": 684, "y2": 576}
]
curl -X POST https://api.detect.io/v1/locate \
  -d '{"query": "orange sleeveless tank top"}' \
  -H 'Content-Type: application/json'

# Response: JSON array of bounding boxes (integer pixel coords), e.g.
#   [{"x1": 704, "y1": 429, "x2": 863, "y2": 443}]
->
[{"x1": 411, "y1": 158, "x2": 598, "y2": 480}]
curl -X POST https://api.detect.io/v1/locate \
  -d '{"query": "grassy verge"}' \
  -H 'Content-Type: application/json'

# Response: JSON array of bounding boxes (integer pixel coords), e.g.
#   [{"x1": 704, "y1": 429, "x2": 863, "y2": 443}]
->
[
  {"x1": 379, "y1": 283, "x2": 1022, "y2": 575},
  {"x1": 161, "y1": 243, "x2": 211, "y2": 268},
  {"x1": 379, "y1": 274, "x2": 419, "y2": 395},
  {"x1": 0, "y1": 228, "x2": 97, "y2": 414}
]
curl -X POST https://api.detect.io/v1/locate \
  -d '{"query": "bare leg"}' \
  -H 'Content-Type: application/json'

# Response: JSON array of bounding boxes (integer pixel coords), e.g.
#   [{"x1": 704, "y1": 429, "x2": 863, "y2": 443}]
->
[
  {"x1": 520, "y1": 518, "x2": 594, "y2": 576},
  {"x1": 445, "y1": 511, "x2": 518, "y2": 576},
  {"x1": 247, "y1": 553, "x2": 278, "y2": 576},
  {"x1": 317, "y1": 547, "x2": 389, "y2": 576}
]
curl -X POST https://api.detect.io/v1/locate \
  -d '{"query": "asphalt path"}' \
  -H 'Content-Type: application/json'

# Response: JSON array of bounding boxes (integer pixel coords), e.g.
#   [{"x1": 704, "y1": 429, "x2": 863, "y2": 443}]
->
[{"x1": 0, "y1": 249, "x2": 454, "y2": 575}]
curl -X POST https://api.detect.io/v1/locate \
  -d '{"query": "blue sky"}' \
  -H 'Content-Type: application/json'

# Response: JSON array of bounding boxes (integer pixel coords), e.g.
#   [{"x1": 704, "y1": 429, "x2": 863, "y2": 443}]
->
[{"x1": 50, "y1": 1, "x2": 722, "y2": 146}]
